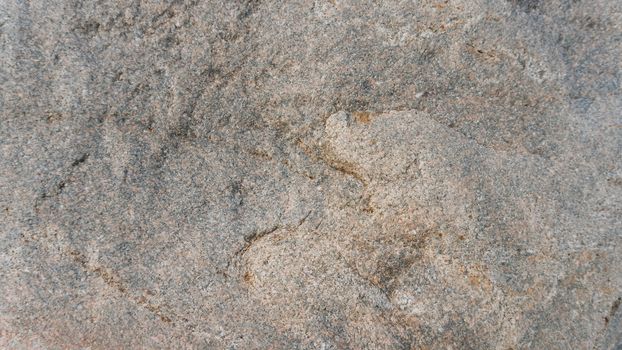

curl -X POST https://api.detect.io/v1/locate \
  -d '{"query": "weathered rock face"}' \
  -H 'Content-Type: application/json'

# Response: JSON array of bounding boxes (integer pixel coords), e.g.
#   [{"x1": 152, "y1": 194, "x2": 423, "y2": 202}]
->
[{"x1": 1, "y1": 0, "x2": 621, "y2": 348}]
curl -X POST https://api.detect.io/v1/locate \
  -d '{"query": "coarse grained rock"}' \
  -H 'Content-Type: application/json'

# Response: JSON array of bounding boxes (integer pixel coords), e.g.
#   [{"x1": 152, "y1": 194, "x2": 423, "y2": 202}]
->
[{"x1": 1, "y1": 0, "x2": 621, "y2": 348}]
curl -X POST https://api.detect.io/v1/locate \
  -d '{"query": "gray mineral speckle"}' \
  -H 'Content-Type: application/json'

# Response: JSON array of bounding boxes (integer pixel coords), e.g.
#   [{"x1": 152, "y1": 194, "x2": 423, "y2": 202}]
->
[{"x1": 1, "y1": 0, "x2": 621, "y2": 349}]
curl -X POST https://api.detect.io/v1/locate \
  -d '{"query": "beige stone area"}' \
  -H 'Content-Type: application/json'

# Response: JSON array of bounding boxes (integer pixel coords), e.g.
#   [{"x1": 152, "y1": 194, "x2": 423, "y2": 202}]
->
[
  {"x1": 228, "y1": 109, "x2": 621, "y2": 348},
  {"x1": 1, "y1": 0, "x2": 621, "y2": 348}
]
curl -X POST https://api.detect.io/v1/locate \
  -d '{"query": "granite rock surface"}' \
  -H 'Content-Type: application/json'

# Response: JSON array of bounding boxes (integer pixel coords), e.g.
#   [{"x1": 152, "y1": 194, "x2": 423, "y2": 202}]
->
[{"x1": 1, "y1": 0, "x2": 621, "y2": 348}]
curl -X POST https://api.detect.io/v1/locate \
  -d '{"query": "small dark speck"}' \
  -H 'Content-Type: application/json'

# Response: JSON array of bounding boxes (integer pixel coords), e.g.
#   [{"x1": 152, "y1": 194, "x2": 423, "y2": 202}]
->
[
  {"x1": 113, "y1": 71, "x2": 124, "y2": 82},
  {"x1": 611, "y1": 297, "x2": 621, "y2": 315},
  {"x1": 508, "y1": 0, "x2": 540, "y2": 13},
  {"x1": 72, "y1": 153, "x2": 89, "y2": 167}
]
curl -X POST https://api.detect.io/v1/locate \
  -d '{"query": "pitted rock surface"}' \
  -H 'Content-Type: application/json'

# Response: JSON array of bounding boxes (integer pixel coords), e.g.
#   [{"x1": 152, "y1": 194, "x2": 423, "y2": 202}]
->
[{"x1": 1, "y1": 0, "x2": 621, "y2": 349}]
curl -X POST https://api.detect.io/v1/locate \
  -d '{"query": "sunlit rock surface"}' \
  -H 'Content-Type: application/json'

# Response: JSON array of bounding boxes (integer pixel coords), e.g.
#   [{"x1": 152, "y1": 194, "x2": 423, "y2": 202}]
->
[{"x1": 1, "y1": 0, "x2": 621, "y2": 348}]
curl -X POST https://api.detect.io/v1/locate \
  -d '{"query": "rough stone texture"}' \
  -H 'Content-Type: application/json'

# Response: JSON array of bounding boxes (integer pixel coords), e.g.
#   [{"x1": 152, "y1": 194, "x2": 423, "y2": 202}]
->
[{"x1": 1, "y1": 0, "x2": 621, "y2": 348}]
